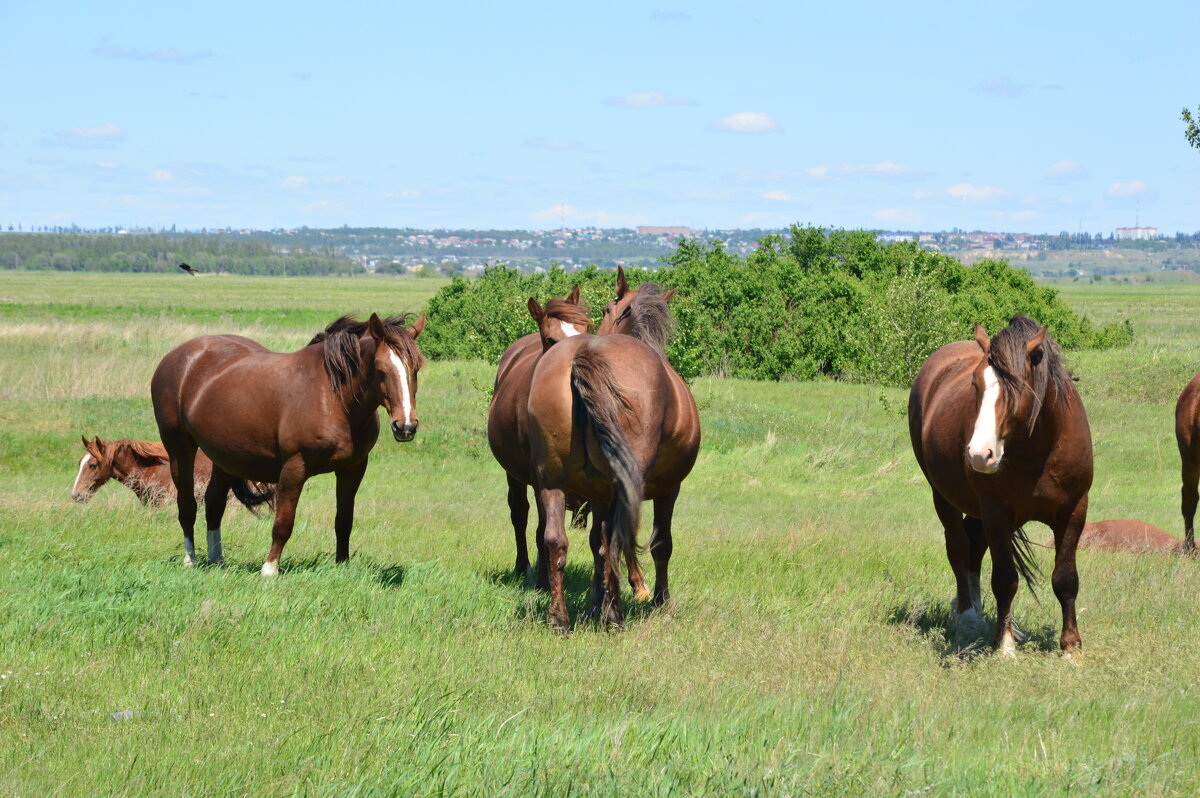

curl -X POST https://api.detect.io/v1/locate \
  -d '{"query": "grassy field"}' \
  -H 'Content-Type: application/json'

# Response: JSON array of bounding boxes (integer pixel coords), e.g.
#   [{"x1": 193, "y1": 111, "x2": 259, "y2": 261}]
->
[{"x1": 2, "y1": 271, "x2": 1199, "y2": 796}]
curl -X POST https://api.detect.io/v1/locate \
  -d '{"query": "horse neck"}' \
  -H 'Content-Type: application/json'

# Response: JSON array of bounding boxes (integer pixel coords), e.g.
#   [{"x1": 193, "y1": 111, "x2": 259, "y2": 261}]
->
[
  {"x1": 1019, "y1": 368, "x2": 1069, "y2": 450},
  {"x1": 111, "y1": 446, "x2": 164, "y2": 498},
  {"x1": 335, "y1": 350, "x2": 384, "y2": 420}
]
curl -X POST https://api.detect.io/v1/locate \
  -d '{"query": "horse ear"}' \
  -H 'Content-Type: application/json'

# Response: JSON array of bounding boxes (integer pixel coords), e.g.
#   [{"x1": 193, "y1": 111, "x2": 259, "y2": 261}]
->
[
  {"x1": 527, "y1": 297, "x2": 545, "y2": 323},
  {"x1": 567, "y1": 284, "x2": 581, "y2": 305},
  {"x1": 367, "y1": 313, "x2": 386, "y2": 341},
  {"x1": 662, "y1": 287, "x2": 678, "y2": 303},
  {"x1": 91, "y1": 436, "x2": 106, "y2": 456},
  {"x1": 1026, "y1": 325, "x2": 1048, "y2": 357},
  {"x1": 973, "y1": 323, "x2": 990, "y2": 353},
  {"x1": 616, "y1": 266, "x2": 630, "y2": 299},
  {"x1": 81, "y1": 434, "x2": 90, "y2": 449},
  {"x1": 408, "y1": 313, "x2": 426, "y2": 339}
]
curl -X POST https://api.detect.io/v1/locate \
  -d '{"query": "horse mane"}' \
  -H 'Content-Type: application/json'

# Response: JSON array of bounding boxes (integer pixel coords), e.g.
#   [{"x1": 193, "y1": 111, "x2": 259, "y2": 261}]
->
[
  {"x1": 987, "y1": 315, "x2": 1070, "y2": 431},
  {"x1": 121, "y1": 439, "x2": 169, "y2": 463},
  {"x1": 308, "y1": 314, "x2": 425, "y2": 393},
  {"x1": 543, "y1": 298, "x2": 593, "y2": 332},
  {"x1": 628, "y1": 283, "x2": 674, "y2": 354}
]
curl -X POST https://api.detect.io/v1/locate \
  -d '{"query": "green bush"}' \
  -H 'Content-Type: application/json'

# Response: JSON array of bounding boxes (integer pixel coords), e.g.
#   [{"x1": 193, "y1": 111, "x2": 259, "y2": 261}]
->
[{"x1": 422, "y1": 226, "x2": 1134, "y2": 384}]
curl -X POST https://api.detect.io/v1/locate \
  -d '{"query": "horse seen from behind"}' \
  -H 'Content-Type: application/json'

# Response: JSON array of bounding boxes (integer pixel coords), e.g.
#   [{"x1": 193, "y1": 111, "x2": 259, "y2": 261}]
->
[
  {"x1": 526, "y1": 269, "x2": 700, "y2": 629},
  {"x1": 908, "y1": 316, "x2": 1093, "y2": 655},
  {"x1": 1172, "y1": 375, "x2": 1200, "y2": 553},
  {"x1": 151, "y1": 313, "x2": 425, "y2": 573}
]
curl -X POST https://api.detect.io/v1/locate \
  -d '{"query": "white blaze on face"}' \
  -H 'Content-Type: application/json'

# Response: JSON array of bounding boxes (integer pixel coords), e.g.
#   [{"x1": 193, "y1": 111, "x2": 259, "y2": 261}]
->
[
  {"x1": 558, "y1": 320, "x2": 581, "y2": 338},
  {"x1": 74, "y1": 454, "x2": 92, "y2": 494},
  {"x1": 388, "y1": 349, "x2": 414, "y2": 426},
  {"x1": 967, "y1": 366, "x2": 1004, "y2": 473}
]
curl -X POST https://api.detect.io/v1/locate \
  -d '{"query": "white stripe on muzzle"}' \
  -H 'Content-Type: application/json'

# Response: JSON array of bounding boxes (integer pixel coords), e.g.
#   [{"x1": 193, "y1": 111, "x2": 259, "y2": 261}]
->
[
  {"x1": 388, "y1": 349, "x2": 413, "y2": 426},
  {"x1": 967, "y1": 366, "x2": 1003, "y2": 473},
  {"x1": 73, "y1": 454, "x2": 92, "y2": 494}
]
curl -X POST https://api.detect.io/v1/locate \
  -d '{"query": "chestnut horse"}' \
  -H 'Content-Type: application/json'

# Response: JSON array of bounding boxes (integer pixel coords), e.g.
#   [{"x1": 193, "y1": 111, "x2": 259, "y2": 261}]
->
[
  {"x1": 487, "y1": 283, "x2": 648, "y2": 596},
  {"x1": 72, "y1": 436, "x2": 211, "y2": 505},
  {"x1": 1173, "y1": 375, "x2": 1200, "y2": 553},
  {"x1": 909, "y1": 316, "x2": 1093, "y2": 655},
  {"x1": 526, "y1": 277, "x2": 700, "y2": 629},
  {"x1": 151, "y1": 313, "x2": 425, "y2": 572}
]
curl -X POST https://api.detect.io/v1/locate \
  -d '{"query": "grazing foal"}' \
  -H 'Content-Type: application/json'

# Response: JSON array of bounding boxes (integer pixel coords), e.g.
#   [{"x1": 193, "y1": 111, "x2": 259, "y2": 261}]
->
[
  {"x1": 909, "y1": 316, "x2": 1093, "y2": 655},
  {"x1": 72, "y1": 436, "x2": 200, "y2": 506}
]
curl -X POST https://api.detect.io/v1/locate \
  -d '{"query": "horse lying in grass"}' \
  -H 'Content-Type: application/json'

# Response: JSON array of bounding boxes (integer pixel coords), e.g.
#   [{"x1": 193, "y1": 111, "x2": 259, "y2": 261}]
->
[
  {"x1": 1043, "y1": 519, "x2": 1189, "y2": 554},
  {"x1": 72, "y1": 435, "x2": 272, "y2": 510},
  {"x1": 152, "y1": 313, "x2": 425, "y2": 573},
  {"x1": 909, "y1": 316, "x2": 1093, "y2": 656},
  {"x1": 526, "y1": 274, "x2": 699, "y2": 629}
]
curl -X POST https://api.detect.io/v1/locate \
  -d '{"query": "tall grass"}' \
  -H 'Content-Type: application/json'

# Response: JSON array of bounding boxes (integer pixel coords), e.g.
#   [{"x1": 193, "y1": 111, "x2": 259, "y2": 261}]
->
[{"x1": 1, "y1": 272, "x2": 1198, "y2": 796}]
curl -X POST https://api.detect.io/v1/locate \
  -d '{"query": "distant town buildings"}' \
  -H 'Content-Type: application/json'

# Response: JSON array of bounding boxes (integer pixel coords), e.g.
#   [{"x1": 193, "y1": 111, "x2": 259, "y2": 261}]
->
[
  {"x1": 637, "y1": 226, "x2": 695, "y2": 237},
  {"x1": 1114, "y1": 226, "x2": 1159, "y2": 241}
]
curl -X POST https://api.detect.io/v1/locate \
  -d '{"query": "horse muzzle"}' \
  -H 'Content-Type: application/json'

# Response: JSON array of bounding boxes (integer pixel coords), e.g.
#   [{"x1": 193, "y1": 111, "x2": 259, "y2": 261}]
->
[
  {"x1": 71, "y1": 491, "x2": 91, "y2": 504},
  {"x1": 967, "y1": 447, "x2": 1002, "y2": 474},
  {"x1": 392, "y1": 420, "x2": 418, "y2": 442}
]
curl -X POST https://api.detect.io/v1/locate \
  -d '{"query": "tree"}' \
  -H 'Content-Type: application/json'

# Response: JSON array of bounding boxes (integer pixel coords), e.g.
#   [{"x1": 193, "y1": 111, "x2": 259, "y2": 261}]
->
[{"x1": 1185, "y1": 105, "x2": 1200, "y2": 150}]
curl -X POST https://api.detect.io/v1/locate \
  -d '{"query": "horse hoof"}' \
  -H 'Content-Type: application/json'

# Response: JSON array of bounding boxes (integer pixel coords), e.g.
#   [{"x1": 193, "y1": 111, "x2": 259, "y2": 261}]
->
[
  {"x1": 261, "y1": 561, "x2": 279, "y2": 577},
  {"x1": 183, "y1": 556, "x2": 195, "y2": 568},
  {"x1": 632, "y1": 586, "x2": 651, "y2": 602}
]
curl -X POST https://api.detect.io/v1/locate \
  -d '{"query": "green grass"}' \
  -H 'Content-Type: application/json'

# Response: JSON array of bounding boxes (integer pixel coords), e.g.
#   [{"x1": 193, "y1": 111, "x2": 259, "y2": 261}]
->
[{"x1": 2, "y1": 272, "x2": 1200, "y2": 796}]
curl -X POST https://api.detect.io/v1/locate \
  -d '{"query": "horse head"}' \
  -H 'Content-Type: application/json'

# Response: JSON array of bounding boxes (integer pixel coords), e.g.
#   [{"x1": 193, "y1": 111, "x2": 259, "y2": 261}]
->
[
  {"x1": 526, "y1": 284, "x2": 592, "y2": 350},
  {"x1": 967, "y1": 316, "x2": 1060, "y2": 474},
  {"x1": 73, "y1": 435, "x2": 112, "y2": 502},
  {"x1": 598, "y1": 266, "x2": 676, "y2": 352},
  {"x1": 367, "y1": 312, "x2": 426, "y2": 442}
]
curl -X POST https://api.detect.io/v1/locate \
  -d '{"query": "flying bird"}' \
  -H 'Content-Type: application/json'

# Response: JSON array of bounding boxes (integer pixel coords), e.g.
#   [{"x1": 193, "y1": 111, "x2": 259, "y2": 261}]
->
[{"x1": 179, "y1": 263, "x2": 198, "y2": 276}]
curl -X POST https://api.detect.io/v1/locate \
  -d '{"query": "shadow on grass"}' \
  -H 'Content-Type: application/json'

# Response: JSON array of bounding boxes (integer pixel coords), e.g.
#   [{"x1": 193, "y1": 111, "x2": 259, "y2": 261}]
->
[
  {"x1": 887, "y1": 598, "x2": 1061, "y2": 664},
  {"x1": 493, "y1": 560, "x2": 661, "y2": 632}
]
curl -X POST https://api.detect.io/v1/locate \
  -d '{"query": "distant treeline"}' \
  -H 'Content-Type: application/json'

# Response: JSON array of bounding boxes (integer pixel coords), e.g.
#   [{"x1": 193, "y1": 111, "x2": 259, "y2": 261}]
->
[
  {"x1": 422, "y1": 226, "x2": 1134, "y2": 385},
  {"x1": 0, "y1": 233, "x2": 358, "y2": 276}
]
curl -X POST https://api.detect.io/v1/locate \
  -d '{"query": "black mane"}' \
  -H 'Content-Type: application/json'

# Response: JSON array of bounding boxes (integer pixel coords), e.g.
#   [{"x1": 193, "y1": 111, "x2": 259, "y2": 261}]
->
[
  {"x1": 627, "y1": 283, "x2": 674, "y2": 354},
  {"x1": 987, "y1": 315, "x2": 1070, "y2": 430},
  {"x1": 310, "y1": 314, "x2": 425, "y2": 393}
]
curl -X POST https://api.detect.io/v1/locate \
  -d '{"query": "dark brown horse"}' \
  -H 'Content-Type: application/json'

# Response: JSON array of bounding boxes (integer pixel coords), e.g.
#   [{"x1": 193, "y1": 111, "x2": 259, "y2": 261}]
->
[
  {"x1": 72, "y1": 436, "x2": 210, "y2": 505},
  {"x1": 487, "y1": 284, "x2": 649, "y2": 597},
  {"x1": 909, "y1": 316, "x2": 1093, "y2": 655},
  {"x1": 151, "y1": 313, "x2": 425, "y2": 572},
  {"x1": 1174, "y1": 376, "x2": 1200, "y2": 553},
  {"x1": 526, "y1": 277, "x2": 700, "y2": 629}
]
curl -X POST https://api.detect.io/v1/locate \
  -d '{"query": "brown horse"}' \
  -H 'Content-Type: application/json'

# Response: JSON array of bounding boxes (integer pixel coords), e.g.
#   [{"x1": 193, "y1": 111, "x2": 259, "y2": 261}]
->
[
  {"x1": 151, "y1": 313, "x2": 425, "y2": 572},
  {"x1": 526, "y1": 277, "x2": 700, "y2": 629},
  {"x1": 487, "y1": 284, "x2": 649, "y2": 596},
  {"x1": 909, "y1": 316, "x2": 1093, "y2": 655},
  {"x1": 1173, "y1": 375, "x2": 1200, "y2": 553},
  {"x1": 72, "y1": 435, "x2": 211, "y2": 505}
]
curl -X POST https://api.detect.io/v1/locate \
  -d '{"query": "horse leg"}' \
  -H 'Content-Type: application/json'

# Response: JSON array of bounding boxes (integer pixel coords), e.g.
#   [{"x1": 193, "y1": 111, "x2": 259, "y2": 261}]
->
[
  {"x1": 203, "y1": 466, "x2": 235, "y2": 564},
  {"x1": 1181, "y1": 456, "x2": 1199, "y2": 553},
  {"x1": 648, "y1": 486, "x2": 679, "y2": 607},
  {"x1": 931, "y1": 491, "x2": 977, "y2": 628},
  {"x1": 166, "y1": 439, "x2": 198, "y2": 567},
  {"x1": 507, "y1": 475, "x2": 531, "y2": 578},
  {"x1": 586, "y1": 501, "x2": 609, "y2": 620},
  {"x1": 964, "y1": 515, "x2": 986, "y2": 615},
  {"x1": 533, "y1": 491, "x2": 550, "y2": 592},
  {"x1": 982, "y1": 514, "x2": 1020, "y2": 656},
  {"x1": 537, "y1": 487, "x2": 569, "y2": 630},
  {"x1": 261, "y1": 460, "x2": 307, "y2": 577},
  {"x1": 1051, "y1": 497, "x2": 1088, "y2": 655},
  {"x1": 334, "y1": 459, "x2": 368, "y2": 563},
  {"x1": 600, "y1": 500, "x2": 625, "y2": 629}
]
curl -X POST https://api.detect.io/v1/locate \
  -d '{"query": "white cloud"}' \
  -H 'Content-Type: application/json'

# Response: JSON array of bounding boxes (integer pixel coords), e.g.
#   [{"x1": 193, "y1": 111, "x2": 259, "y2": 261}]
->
[
  {"x1": 282, "y1": 176, "x2": 308, "y2": 190},
  {"x1": 712, "y1": 111, "x2": 780, "y2": 134},
  {"x1": 384, "y1": 189, "x2": 420, "y2": 200},
  {"x1": 95, "y1": 161, "x2": 119, "y2": 169},
  {"x1": 1108, "y1": 180, "x2": 1148, "y2": 196},
  {"x1": 974, "y1": 75, "x2": 1029, "y2": 97},
  {"x1": 736, "y1": 168, "x2": 805, "y2": 182},
  {"x1": 524, "y1": 137, "x2": 582, "y2": 150},
  {"x1": 1009, "y1": 210, "x2": 1043, "y2": 222},
  {"x1": 683, "y1": 189, "x2": 730, "y2": 201},
  {"x1": 606, "y1": 91, "x2": 695, "y2": 108},
  {"x1": 149, "y1": 169, "x2": 173, "y2": 183},
  {"x1": 946, "y1": 182, "x2": 1008, "y2": 202},
  {"x1": 92, "y1": 41, "x2": 212, "y2": 64},
  {"x1": 1047, "y1": 159, "x2": 1085, "y2": 179},
  {"x1": 805, "y1": 161, "x2": 920, "y2": 180},
  {"x1": 763, "y1": 190, "x2": 801, "y2": 202},
  {"x1": 301, "y1": 199, "x2": 339, "y2": 213},
  {"x1": 911, "y1": 189, "x2": 935, "y2": 201},
  {"x1": 43, "y1": 122, "x2": 126, "y2": 149}
]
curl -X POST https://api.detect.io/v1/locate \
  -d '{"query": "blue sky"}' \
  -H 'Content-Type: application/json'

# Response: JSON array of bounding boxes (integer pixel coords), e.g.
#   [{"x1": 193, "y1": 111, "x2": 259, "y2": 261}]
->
[{"x1": 2, "y1": 1, "x2": 1197, "y2": 234}]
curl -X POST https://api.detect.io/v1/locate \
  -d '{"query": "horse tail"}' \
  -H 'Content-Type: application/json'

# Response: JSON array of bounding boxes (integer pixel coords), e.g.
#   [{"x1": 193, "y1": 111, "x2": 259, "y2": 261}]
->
[
  {"x1": 570, "y1": 346, "x2": 643, "y2": 569},
  {"x1": 231, "y1": 479, "x2": 275, "y2": 515},
  {"x1": 1012, "y1": 526, "x2": 1042, "y2": 598}
]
